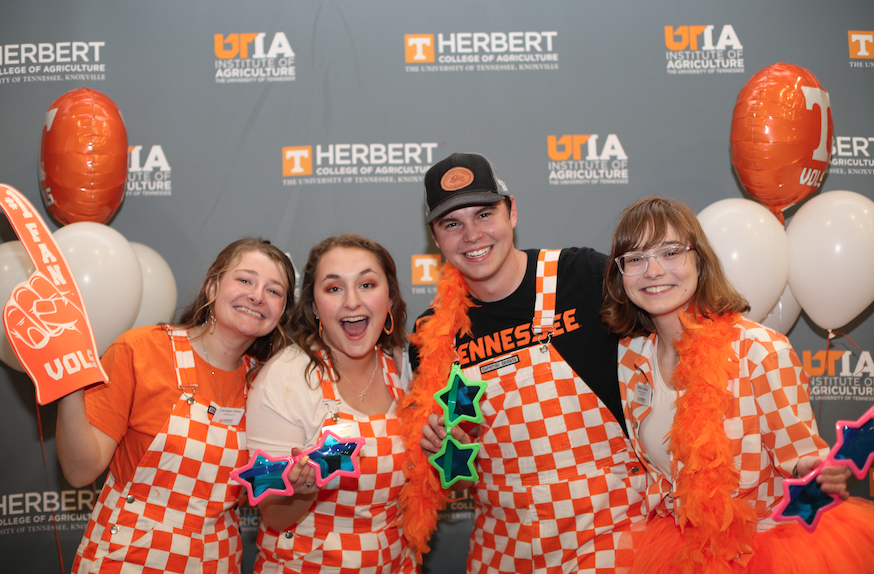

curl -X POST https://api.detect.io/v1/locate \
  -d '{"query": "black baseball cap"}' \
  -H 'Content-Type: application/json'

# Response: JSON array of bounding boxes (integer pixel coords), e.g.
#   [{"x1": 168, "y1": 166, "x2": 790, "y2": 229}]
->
[{"x1": 424, "y1": 153, "x2": 509, "y2": 224}]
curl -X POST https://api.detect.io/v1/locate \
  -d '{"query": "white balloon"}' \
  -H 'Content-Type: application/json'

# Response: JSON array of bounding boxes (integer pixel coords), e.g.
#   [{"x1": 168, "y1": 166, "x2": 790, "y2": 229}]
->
[
  {"x1": 130, "y1": 242, "x2": 178, "y2": 329},
  {"x1": 697, "y1": 198, "x2": 790, "y2": 322},
  {"x1": 53, "y1": 222, "x2": 143, "y2": 355},
  {"x1": 760, "y1": 282, "x2": 802, "y2": 335},
  {"x1": 787, "y1": 190, "x2": 874, "y2": 331},
  {"x1": 0, "y1": 241, "x2": 34, "y2": 371}
]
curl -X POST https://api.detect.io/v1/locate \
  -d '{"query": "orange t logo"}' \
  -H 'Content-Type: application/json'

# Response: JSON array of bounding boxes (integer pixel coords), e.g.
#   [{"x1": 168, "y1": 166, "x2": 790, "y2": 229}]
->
[
  {"x1": 282, "y1": 147, "x2": 312, "y2": 176},
  {"x1": 849, "y1": 31, "x2": 874, "y2": 58},
  {"x1": 405, "y1": 35, "x2": 434, "y2": 63},
  {"x1": 214, "y1": 33, "x2": 260, "y2": 59},
  {"x1": 664, "y1": 26, "x2": 708, "y2": 50},
  {"x1": 412, "y1": 255, "x2": 441, "y2": 285},
  {"x1": 547, "y1": 135, "x2": 591, "y2": 161}
]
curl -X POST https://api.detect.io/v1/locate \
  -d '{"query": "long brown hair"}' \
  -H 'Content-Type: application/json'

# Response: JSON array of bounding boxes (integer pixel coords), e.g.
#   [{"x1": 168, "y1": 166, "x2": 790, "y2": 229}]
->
[
  {"x1": 292, "y1": 234, "x2": 407, "y2": 381},
  {"x1": 602, "y1": 196, "x2": 749, "y2": 338},
  {"x1": 177, "y1": 237, "x2": 296, "y2": 381}
]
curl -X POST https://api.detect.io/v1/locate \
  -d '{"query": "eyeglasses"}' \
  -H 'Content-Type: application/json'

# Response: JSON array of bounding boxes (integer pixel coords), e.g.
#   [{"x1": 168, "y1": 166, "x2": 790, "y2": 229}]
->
[{"x1": 615, "y1": 245, "x2": 694, "y2": 276}]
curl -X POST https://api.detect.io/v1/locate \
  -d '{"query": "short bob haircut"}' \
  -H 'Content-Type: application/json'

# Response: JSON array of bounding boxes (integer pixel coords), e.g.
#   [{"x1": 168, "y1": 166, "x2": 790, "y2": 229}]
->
[
  {"x1": 602, "y1": 196, "x2": 749, "y2": 339},
  {"x1": 177, "y1": 237, "x2": 297, "y2": 382},
  {"x1": 292, "y1": 234, "x2": 408, "y2": 382}
]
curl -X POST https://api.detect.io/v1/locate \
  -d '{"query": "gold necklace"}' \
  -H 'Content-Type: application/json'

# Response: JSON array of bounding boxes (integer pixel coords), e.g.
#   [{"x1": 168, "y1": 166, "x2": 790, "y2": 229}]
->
[
  {"x1": 333, "y1": 348, "x2": 380, "y2": 402},
  {"x1": 200, "y1": 338, "x2": 242, "y2": 407}
]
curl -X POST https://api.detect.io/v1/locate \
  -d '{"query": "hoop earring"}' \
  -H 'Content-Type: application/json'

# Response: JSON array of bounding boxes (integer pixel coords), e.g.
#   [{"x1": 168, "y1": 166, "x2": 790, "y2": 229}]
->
[
  {"x1": 205, "y1": 310, "x2": 216, "y2": 334},
  {"x1": 383, "y1": 309, "x2": 394, "y2": 336},
  {"x1": 318, "y1": 319, "x2": 323, "y2": 339}
]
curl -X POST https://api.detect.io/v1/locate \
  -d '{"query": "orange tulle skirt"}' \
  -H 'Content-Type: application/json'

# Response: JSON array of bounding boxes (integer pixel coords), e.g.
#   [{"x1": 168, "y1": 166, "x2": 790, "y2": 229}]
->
[{"x1": 622, "y1": 497, "x2": 874, "y2": 574}]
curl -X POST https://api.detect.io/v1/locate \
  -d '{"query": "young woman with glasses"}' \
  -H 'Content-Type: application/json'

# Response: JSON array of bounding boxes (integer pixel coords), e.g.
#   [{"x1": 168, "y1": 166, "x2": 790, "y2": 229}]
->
[{"x1": 601, "y1": 196, "x2": 874, "y2": 573}]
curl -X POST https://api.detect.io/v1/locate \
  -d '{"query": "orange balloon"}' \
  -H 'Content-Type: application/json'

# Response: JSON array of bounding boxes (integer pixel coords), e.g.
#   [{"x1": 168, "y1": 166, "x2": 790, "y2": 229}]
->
[
  {"x1": 729, "y1": 62, "x2": 833, "y2": 224},
  {"x1": 39, "y1": 87, "x2": 128, "y2": 225}
]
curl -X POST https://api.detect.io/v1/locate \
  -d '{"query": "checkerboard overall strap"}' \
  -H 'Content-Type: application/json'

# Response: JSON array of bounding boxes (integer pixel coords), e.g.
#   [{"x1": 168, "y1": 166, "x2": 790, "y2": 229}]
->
[
  {"x1": 533, "y1": 249, "x2": 560, "y2": 337},
  {"x1": 167, "y1": 327, "x2": 198, "y2": 397},
  {"x1": 378, "y1": 350, "x2": 404, "y2": 401},
  {"x1": 320, "y1": 347, "x2": 402, "y2": 403}
]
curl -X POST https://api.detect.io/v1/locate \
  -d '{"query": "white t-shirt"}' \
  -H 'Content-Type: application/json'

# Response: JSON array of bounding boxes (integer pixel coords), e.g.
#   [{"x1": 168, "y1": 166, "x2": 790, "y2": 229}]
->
[
  {"x1": 246, "y1": 344, "x2": 412, "y2": 457},
  {"x1": 637, "y1": 337, "x2": 678, "y2": 479}
]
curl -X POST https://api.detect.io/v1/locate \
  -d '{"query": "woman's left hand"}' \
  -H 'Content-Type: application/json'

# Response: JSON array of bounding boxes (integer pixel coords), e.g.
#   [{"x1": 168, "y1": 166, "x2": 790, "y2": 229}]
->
[
  {"x1": 287, "y1": 447, "x2": 320, "y2": 495},
  {"x1": 797, "y1": 456, "x2": 852, "y2": 500},
  {"x1": 258, "y1": 447, "x2": 320, "y2": 532}
]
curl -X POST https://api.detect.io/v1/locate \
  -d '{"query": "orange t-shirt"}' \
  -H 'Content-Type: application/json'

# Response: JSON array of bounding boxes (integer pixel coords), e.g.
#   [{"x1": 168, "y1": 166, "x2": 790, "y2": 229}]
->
[{"x1": 85, "y1": 325, "x2": 247, "y2": 486}]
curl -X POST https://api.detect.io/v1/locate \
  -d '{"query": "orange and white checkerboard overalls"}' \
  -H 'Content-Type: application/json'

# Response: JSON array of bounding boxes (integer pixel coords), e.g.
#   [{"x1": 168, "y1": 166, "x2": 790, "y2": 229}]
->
[
  {"x1": 72, "y1": 329, "x2": 248, "y2": 574},
  {"x1": 463, "y1": 250, "x2": 646, "y2": 574},
  {"x1": 254, "y1": 350, "x2": 416, "y2": 574}
]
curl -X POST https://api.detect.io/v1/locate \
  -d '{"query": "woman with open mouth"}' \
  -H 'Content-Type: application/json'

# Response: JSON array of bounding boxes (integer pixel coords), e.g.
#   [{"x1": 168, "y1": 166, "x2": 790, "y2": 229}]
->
[{"x1": 246, "y1": 233, "x2": 417, "y2": 574}]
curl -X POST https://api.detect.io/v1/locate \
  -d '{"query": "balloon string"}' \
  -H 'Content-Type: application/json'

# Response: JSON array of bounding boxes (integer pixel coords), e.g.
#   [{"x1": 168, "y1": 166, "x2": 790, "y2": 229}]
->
[
  {"x1": 828, "y1": 330, "x2": 861, "y2": 352},
  {"x1": 35, "y1": 400, "x2": 66, "y2": 574}
]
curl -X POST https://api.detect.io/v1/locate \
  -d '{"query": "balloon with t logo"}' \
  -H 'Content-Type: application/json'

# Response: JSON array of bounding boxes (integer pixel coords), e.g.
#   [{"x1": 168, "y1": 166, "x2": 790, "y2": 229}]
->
[
  {"x1": 729, "y1": 63, "x2": 833, "y2": 224},
  {"x1": 39, "y1": 88, "x2": 128, "y2": 226}
]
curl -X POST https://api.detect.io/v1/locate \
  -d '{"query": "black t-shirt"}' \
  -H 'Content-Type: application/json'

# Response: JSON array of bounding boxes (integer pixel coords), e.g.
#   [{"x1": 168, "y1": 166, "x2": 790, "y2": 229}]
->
[{"x1": 411, "y1": 248, "x2": 627, "y2": 437}]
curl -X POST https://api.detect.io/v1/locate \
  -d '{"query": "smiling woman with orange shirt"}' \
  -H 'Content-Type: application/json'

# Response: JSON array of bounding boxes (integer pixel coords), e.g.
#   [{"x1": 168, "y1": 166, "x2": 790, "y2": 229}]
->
[{"x1": 57, "y1": 238, "x2": 296, "y2": 574}]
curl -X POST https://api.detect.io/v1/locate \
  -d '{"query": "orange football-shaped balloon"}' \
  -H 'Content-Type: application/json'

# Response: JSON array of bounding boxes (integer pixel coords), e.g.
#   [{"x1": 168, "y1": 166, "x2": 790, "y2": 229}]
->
[
  {"x1": 729, "y1": 62, "x2": 833, "y2": 224},
  {"x1": 39, "y1": 87, "x2": 128, "y2": 225}
]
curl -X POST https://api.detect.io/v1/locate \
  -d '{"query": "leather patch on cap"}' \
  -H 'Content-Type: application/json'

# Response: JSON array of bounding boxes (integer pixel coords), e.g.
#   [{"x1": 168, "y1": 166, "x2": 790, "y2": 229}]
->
[{"x1": 441, "y1": 167, "x2": 475, "y2": 191}]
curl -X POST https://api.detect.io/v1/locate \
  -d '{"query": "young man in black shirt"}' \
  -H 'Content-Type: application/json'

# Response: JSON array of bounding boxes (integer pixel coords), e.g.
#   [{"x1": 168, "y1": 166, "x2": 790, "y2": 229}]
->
[{"x1": 400, "y1": 153, "x2": 645, "y2": 574}]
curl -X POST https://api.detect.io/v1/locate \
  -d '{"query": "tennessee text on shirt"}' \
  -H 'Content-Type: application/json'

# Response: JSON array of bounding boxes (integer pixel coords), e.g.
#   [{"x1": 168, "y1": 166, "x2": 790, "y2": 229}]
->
[{"x1": 456, "y1": 308, "x2": 580, "y2": 367}]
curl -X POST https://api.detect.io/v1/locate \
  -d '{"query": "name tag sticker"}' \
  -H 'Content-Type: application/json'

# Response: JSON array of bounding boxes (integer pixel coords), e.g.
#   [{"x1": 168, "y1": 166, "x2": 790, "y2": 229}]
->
[
  {"x1": 213, "y1": 406, "x2": 244, "y2": 426},
  {"x1": 634, "y1": 382, "x2": 652, "y2": 408},
  {"x1": 480, "y1": 354, "x2": 520, "y2": 375},
  {"x1": 328, "y1": 422, "x2": 356, "y2": 438}
]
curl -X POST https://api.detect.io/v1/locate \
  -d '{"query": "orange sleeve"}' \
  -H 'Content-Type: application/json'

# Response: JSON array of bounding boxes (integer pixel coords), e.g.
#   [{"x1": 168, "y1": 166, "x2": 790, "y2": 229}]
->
[
  {"x1": 85, "y1": 339, "x2": 137, "y2": 445},
  {"x1": 83, "y1": 326, "x2": 175, "y2": 485}
]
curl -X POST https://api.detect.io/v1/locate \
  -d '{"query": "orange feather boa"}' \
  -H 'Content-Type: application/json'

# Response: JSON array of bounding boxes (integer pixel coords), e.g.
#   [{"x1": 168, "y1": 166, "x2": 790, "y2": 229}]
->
[
  {"x1": 668, "y1": 311, "x2": 757, "y2": 573},
  {"x1": 397, "y1": 263, "x2": 474, "y2": 559}
]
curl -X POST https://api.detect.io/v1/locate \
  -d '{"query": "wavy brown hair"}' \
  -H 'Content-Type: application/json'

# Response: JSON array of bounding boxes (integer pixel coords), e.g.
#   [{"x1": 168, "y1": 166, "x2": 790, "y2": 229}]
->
[
  {"x1": 292, "y1": 234, "x2": 408, "y2": 383},
  {"x1": 602, "y1": 196, "x2": 749, "y2": 338},
  {"x1": 177, "y1": 237, "x2": 296, "y2": 382}
]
